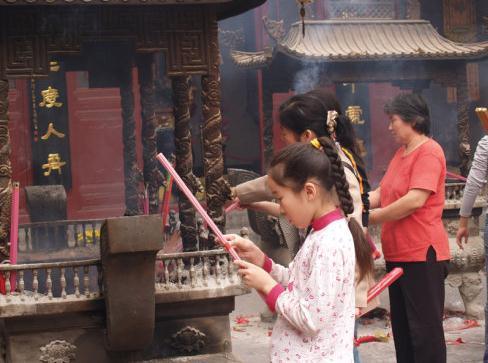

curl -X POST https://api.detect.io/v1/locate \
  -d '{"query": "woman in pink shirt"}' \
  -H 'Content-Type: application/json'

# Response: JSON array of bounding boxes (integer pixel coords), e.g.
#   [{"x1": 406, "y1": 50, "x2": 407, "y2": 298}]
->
[{"x1": 369, "y1": 93, "x2": 449, "y2": 363}]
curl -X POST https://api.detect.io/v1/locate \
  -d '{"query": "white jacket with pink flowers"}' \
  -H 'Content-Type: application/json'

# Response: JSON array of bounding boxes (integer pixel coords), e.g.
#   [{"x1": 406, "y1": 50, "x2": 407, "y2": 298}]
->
[{"x1": 265, "y1": 218, "x2": 356, "y2": 362}]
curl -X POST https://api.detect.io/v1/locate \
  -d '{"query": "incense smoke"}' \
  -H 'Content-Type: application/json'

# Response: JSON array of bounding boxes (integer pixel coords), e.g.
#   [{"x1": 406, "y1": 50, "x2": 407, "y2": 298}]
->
[{"x1": 293, "y1": 62, "x2": 320, "y2": 94}]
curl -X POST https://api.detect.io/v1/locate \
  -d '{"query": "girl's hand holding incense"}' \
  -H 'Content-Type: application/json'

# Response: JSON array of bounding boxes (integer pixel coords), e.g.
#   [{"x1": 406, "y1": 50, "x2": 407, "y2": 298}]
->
[
  {"x1": 234, "y1": 260, "x2": 277, "y2": 295},
  {"x1": 224, "y1": 234, "x2": 265, "y2": 266}
]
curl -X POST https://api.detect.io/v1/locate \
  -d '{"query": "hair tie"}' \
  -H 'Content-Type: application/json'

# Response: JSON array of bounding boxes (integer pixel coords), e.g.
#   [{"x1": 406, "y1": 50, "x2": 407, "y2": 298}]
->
[
  {"x1": 310, "y1": 138, "x2": 322, "y2": 150},
  {"x1": 326, "y1": 110, "x2": 338, "y2": 135}
]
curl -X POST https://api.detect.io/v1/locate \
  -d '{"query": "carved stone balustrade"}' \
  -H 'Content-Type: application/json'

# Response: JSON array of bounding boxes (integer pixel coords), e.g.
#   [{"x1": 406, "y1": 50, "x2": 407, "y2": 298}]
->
[
  {"x1": 18, "y1": 219, "x2": 103, "y2": 256},
  {"x1": 0, "y1": 259, "x2": 102, "y2": 318},
  {"x1": 155, "y1": 249, "x2": 246, "y2": 301},
  {"x1": 0, "y1": 243, "x2": 245, "y2": 361}
]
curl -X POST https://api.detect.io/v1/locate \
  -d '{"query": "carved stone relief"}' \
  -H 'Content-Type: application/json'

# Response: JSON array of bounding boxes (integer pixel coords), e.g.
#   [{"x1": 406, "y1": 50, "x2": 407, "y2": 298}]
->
[
  {"x1": 0, "y1": 80, "x2": 10, "y2": 260},
  {"x1": 39, "y1": 340, "x2": 76, "y2": 363},
  {"x1": 171, "y1": 326, "x2": 207, "y2": 354}
]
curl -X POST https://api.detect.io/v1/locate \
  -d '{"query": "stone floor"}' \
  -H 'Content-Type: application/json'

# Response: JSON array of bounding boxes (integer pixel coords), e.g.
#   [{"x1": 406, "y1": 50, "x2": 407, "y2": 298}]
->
[
  {"x1": 230, "y1": 290, "x2": 485, "y2": 363},
  {"x1": 224, "y1": 209, "x2": 487, "y2": 362}
]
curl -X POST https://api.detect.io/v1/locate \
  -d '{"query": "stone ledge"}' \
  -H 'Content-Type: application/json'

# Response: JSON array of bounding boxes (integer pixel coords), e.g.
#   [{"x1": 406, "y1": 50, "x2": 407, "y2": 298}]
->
[{"x1": 144, "y1": 352, "x2": 241, "y2": 362}]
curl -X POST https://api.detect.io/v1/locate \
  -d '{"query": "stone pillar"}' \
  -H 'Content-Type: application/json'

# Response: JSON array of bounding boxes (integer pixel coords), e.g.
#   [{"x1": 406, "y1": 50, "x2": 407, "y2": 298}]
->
[
  {"x1": 137, "y1": 54, "x2": 164, "y2": 214},
  {"x1": 172, "y1": 76, "x2": 198, "y2": 251},
  {"x1": 201, "y1": 16, "x2": 231, "y2": 250},
  {"x1": 456, "y1": 64, "x2": 471, "y2": 176},
  {"x1": 101, "y1": 215, "x2": 163, "y2": 351},
  {"x1": 120, "y1": 70, "x2": 141, "y2": 216},
  {"x1": 0, "y1": 80, "x2": 11, "y2": 261}
]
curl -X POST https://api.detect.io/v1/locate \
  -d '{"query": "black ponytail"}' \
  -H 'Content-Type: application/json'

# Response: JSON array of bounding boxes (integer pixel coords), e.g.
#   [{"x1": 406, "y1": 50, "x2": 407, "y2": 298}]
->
[{"x1": 317, "y1": 137, "x2": 373, "y2": 282}]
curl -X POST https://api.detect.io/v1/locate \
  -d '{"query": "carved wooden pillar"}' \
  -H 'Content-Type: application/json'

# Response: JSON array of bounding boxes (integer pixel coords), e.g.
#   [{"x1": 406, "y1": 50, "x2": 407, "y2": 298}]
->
[
  {"x1": 201, "y1": 16, "x2": 230, "y2": 250},
  {"x1": 456, "y1": 64, "x2": 471, "y2": 176},
  {"x1": 0, "y1": 80, "x2": 11, "y2": 261},
  {"x1": 120, "y1": 70, "x2": 141, "y2": 216},
  {"x1": 172, "y1": 76, "x2": 198, "y2": 251},
  {"x1": 137, "y1": 54, "x2": 163, "y2": 214}
]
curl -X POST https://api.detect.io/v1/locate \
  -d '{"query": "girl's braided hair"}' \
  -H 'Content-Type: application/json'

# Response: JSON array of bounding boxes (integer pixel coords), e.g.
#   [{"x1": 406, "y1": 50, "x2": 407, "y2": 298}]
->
[{"x1": 268, "y1": 136, "x2": 373, "y2": 281}]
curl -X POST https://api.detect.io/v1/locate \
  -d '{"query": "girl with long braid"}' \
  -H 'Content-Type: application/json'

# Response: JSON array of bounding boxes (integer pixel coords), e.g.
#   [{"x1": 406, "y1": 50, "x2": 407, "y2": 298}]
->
[{"x1": 225, "y1": 137, "x2": 372, "y2": 362}]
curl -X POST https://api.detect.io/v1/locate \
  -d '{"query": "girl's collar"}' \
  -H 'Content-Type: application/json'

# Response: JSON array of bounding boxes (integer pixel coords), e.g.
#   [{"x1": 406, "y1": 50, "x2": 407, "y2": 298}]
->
[{"x1": 311, "y1": 208, "x2": 344, "y2": 231}]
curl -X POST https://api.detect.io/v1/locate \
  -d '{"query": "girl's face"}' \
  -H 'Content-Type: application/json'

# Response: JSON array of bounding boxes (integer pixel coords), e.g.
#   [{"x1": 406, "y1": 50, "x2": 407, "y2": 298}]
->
[
  {"x1": 280, "y1": 126, "x2": 317, "y2": 146},
  {"x1": 267, "y1": 176, "x2": 316, "y2": 229},
  {"x1": 388, "y1": 114, "x2": 416, "y2": 145},
  {"x1": 280, "y1": 126, "x2": 300, "y2": 146}
]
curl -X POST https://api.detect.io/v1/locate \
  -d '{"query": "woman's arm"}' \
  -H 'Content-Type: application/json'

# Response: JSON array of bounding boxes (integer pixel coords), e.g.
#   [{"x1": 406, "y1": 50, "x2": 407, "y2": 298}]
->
[
  {"x1": 369, "y1": 188, "x2": 431, "y2": 224},
  {"x1": 457, "y1": 136, "x2": 488, "y2": 248},
  {"x1": 245, "y1": 201, "x2": 280, "y2": 217},
  {"x1": 233, "y1": 175, "x2": 273, "y2": 204},
  {"x1": 459, "y1": 136, "x2": 488, "y2": 217},
  {"x1": 369, "y1": 187, "x2": 381, "y2": 209}
]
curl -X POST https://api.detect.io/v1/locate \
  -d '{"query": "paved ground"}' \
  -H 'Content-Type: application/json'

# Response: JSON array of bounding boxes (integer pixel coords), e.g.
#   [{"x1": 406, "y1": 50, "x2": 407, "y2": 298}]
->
[
  {"x1": 224, "y1": 210, "x2": 486, "y2": 363},
  {"x1": 230, "y1": 290, "x2": 485, "y2": 363}
]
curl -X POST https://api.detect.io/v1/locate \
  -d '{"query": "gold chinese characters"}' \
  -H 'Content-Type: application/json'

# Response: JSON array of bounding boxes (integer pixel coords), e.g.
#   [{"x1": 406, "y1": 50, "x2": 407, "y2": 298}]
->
[
  {"x1": 41, "y1": 122, "x2": 65, "y2": 140},
  {"x1": 345, "y1": 105, "x2": 365, "y2": 125},
  {"x1": 39, "y1": 86, "x2": 63, "y2": 108},
  {"x1": 42, "y1": 153, "x2": 66, "y2": 176}
]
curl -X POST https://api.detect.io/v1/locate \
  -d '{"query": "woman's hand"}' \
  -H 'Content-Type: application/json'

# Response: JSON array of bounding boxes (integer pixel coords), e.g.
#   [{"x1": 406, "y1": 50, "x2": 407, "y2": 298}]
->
[
  {"x1": 224, "y1": 234, "x2": 265, "y2": 266},
  {"x1": 456, "y1": 216, "x2": 470, "y2": 250},
  {"x1": 235, "y1": 260, "x2": 277, "y2": 294}
]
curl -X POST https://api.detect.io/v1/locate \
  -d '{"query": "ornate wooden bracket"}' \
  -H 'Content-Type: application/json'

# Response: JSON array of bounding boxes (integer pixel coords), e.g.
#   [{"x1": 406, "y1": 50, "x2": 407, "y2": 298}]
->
[{"x1": 0, "y1": 6, "x2": 215, "y2": 79}]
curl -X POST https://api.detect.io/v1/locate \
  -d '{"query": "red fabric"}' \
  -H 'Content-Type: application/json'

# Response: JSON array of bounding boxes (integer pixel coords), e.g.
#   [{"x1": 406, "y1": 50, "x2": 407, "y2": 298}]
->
[
  {"x1": 379, "y1": 139, "x2": 450, "y2": 262},
  {"x1": 265, "y1": 283, "x2": 285, "y2": 312},
  {"x1": 311, "y1": 208, "x2": 344, "y2": 231},
  {"x1": 262, "y1": 255, "x2": 273, "y2": 273},
  {"x1": 0, "y1": 275, "x2": 5, "y2": 294}
]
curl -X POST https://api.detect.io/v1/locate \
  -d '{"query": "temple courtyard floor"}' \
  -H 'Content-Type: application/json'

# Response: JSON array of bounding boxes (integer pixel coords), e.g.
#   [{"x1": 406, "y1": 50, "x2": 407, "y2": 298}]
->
[{"x1": 231, "y1": 290, "x2": 485, "y2": 363}]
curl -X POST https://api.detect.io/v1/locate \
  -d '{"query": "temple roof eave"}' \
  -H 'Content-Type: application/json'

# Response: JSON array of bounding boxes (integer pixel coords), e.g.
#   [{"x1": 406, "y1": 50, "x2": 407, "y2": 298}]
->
[
  {"x1": 0, "y1": 0, "x2": 266, "y2": 20},
  {"x1": 232, "y1": 19, "x2": 488, "y2": 68}
]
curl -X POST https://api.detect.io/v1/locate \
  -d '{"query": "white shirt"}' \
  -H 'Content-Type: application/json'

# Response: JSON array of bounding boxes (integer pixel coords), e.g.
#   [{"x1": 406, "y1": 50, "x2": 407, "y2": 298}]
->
[{"x1": 268, "y1": 218, "x2": 356, "y2": 362}]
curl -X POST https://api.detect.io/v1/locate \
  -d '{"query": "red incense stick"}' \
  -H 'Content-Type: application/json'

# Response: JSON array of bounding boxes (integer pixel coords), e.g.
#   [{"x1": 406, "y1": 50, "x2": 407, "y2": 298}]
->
[
  {"x1": 367, "y1": 267, "x2": 403, "y2": 303},
  {"x1": 225, "y1": 201, "x2": 240, "y2": 214},
  {"x1": 446, "y1": 171, "x2": 467, "y2": 182},
  {"x1": 161, "y1": 174, "x2": 174, "y2": 228},
  {"x1": 366, "y1": 234, "x2": 381, "y2": 260},
  {"x1": 156, "y1": 153, "x2": 240, "y2": 260},
  {"x1": 9, "y1": 182, "x2": 19, "y2": 290}
]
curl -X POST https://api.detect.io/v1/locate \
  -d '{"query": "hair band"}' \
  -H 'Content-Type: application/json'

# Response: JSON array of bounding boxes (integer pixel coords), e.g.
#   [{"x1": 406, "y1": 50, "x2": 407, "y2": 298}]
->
[
  {"x1": 326, "y1": 110, "x2": 338, "y2": 135},
  {"x1": 310, "y1": 138, "x2": 322, "y2": 150}
]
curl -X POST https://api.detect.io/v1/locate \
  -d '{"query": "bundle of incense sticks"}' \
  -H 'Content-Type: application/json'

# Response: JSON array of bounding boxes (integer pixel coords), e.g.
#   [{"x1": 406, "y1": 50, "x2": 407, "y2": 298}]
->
[
  {"x1": 225, "y1": 201, "x2": 240, "y2": 214},
  {"x1": 476, "y1": 107, "x2": 488, "y2": 132},
  {"x1": 156, "y1": 153, "x2": 240, "y2": 261},
  {"x1": 161, "y1": 174, "x2": 174, "y2": 228},
  {"x1": 143, "y1": 185, "x2": 149, "y2": 215},
  {"x1": 367, "y1": 267, "x2": 403, "y2": 303},
  {"x1": 366, "y1": 234, "x2": 381, "y2": 260},
  {"x1": 9, "y1": 182, "x2": 19, "y2": 290},
  {"x1": 446, "y1": 171, "x2": 467, "y2": 182}
]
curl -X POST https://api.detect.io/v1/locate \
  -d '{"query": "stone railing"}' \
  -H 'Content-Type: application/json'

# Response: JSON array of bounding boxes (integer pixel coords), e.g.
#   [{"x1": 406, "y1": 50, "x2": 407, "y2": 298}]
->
[
  {"x1": 0, "y1": 258, "x2": 102, "y2": 317},
  {"x1": 444, "y1": 182, "x2": 487, "y2": 210},
  {"x1": 0, "y1": 215, "x2": 247, "y2": 362},
  {"x1": 18, "y1": 219, "x2": 103, "y2": 252},
  {"x1": 155, "y1": 249, "x2": 246, "y2": 302},
  {"x1": 0, "y1": 248, "x2": 244, "y2": 318}
]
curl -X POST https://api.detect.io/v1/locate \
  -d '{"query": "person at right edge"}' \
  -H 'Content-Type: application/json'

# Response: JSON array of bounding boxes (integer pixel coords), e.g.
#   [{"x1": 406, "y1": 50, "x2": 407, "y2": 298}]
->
[
  {"x1": 369, "y1": 93, "x2": 450, "y2": 363},
  {"x1": 456, "y1": 132, "x2": 488, "y2": 363}
]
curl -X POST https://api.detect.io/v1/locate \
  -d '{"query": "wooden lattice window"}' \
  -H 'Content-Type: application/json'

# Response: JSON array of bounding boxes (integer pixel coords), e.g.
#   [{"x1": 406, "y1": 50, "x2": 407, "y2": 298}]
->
[{"x1": 328, "y1": 0, "x2": 395, "y2": 19}]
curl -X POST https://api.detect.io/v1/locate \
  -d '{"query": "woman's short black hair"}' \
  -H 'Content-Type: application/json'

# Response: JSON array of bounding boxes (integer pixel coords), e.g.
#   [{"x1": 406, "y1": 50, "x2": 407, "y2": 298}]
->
[{"x1": 384, "y1": 93, "x2": 430, "y2": 135}]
